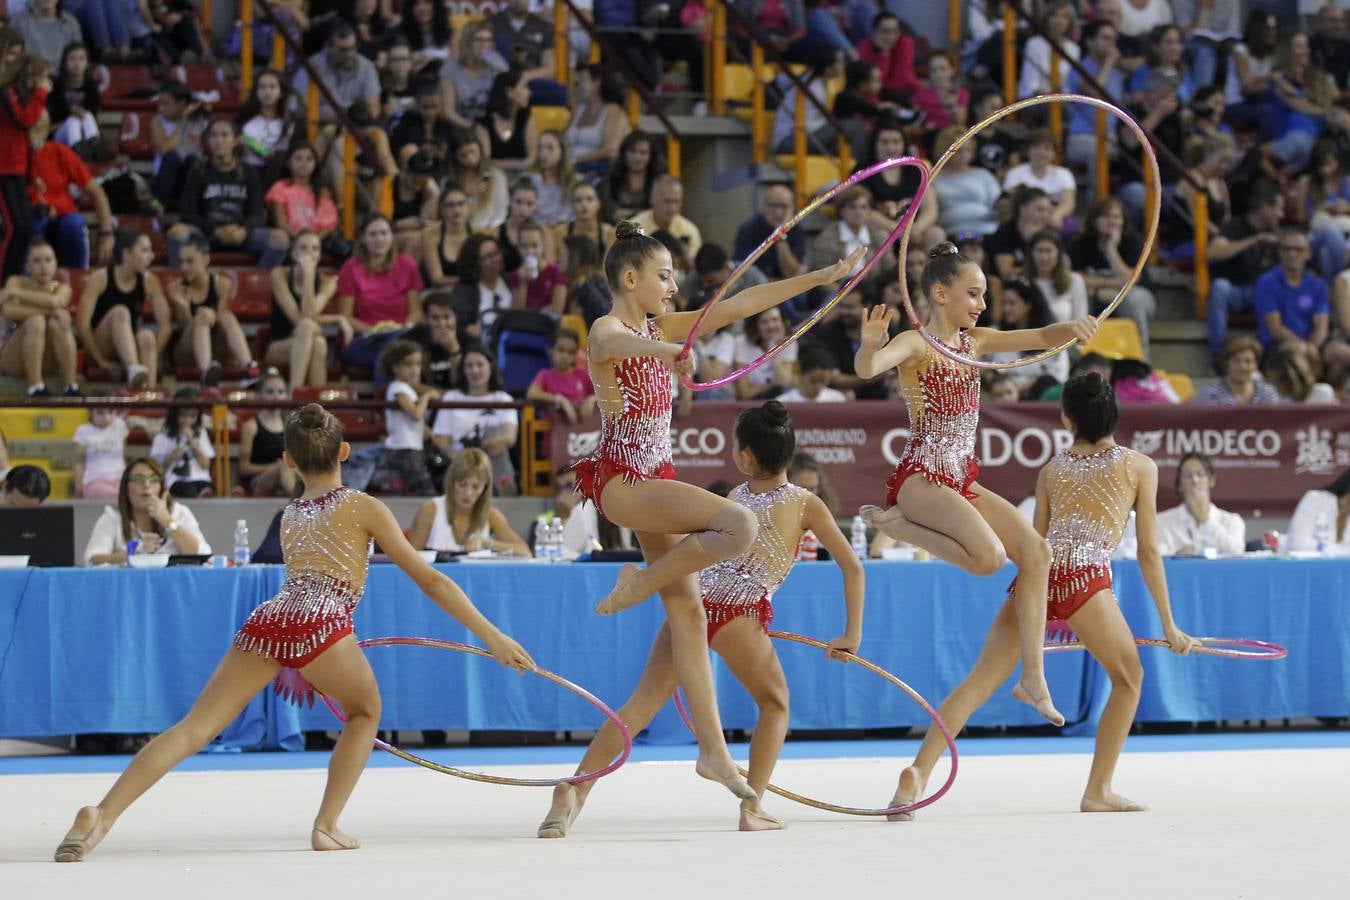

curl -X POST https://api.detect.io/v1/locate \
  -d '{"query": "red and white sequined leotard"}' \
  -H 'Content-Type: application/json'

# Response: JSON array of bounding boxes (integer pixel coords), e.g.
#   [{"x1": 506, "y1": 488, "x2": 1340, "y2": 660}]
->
[
  {"x1": 1012, "y1": 445, "x2": 1139, "y2": 627},
  {"x1": 234, "y1": 487, "x2": 370, "y2": 668},
  {"x1": 700, "y1": 481, "x2": 808, "y2": 642},
  {"x1": 574, "y1": 317, "x2": 676, "y2": 515},
  {"x1": 885, "y1": 330, "x2": 982, "y2": 505}
]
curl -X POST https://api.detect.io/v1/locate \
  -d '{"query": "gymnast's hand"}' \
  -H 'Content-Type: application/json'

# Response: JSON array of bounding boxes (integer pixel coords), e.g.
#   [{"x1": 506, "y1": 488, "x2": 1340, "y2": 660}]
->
[
  {"x1": 824, "y1": 633, "x2": 860, "y2": 661},
  {"x1": 816, "y1": 245, "x2": 868, "y2": 285},
  {"x1": 860, "y1": 304, "x2": 894, "y2": 351},
  {"x1": 1164, "y1": 623, "x2": 1198, "y2": 656},
  {"x1": 1066, "y1": 316, "x2": 1098, "y2": 345},
  {"x1": 489, "y1": 633, "x2": 537, "y2": 673}
]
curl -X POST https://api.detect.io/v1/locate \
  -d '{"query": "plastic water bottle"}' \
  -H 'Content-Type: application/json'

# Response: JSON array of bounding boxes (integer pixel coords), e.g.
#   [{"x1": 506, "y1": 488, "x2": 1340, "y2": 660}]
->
[
  {"x1": 1314, "y1": 511, "x2": 1333, "y2": 554},
  {"x1": 233, "y1": 519, "x2": 251, "y2": 567},
  {"x1": 797, "y1": 530, "x2": 818, "y2": 561},
  {"x1": 551, "y1": 518, "x2": 567, "y2": 561},
  {"x1": 851, "y1": 515, "x2": 868, "y2": 559}
]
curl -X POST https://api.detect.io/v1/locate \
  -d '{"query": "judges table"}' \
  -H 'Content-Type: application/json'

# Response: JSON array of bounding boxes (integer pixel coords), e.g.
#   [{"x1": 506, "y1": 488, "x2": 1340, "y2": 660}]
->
[{"x1": 1, "y1": 560, "x2": 1343, "y2": 752}]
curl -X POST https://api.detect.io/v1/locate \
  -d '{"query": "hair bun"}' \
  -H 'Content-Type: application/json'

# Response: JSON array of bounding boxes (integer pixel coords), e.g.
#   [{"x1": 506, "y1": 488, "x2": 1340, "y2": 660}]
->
[
  {"x1": 762, "y1": 400, "x2": 789, "y2": 427},
  {"x1": 298, "y1": 402, "x2": 327, "y2": 430},
  {"x1": 929, "y1": 241, "x2": 960, "y2": 259},
  {"x1": 614, "y1": 220, "x2": 646, "y2": 241}
]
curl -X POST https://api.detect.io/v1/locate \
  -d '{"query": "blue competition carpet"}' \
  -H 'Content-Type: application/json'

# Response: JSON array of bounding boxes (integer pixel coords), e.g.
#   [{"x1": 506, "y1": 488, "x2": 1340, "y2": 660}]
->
[{"x1": 4, "y1": 730, "x2": 1348, "y2": 777}]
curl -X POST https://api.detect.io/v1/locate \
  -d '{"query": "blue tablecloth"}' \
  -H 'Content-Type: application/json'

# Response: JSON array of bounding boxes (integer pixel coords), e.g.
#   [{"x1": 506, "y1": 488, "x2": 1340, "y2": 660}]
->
[{"x1": 1, "y1": 559, "x2": 1341, "y2": 751}]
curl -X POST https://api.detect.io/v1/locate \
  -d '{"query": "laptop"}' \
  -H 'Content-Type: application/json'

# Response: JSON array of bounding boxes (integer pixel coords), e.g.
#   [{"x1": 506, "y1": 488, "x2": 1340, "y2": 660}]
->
[{"x1": 0, "y1": 506, "x2": 76, "y2": 567}]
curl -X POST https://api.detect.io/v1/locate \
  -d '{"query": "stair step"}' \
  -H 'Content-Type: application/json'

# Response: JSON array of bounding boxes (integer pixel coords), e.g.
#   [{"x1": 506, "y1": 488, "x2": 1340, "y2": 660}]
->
[{"x1": 1151, "y1": 319, "x2": 1208, "y2": 342}]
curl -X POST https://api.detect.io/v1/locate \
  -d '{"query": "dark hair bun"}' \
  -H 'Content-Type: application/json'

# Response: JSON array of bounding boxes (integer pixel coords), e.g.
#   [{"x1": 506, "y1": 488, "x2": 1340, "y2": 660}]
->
[
  {"x1": 298, "y1": 402, "x2": 327, "y2": 429},
  {"x1": 614, "y1": 220, "x2": 646, "y2": 241},
  {"x1": 762, "y1": 400, "x2": 789, "y2": 427},
  {"x1": 929, "y1": 241, "x2": 960, "y2": 259}
]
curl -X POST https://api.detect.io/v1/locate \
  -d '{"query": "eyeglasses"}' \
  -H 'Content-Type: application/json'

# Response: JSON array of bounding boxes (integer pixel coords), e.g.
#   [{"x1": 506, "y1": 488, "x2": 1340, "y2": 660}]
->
[
  {"x1": 1279, "y1": 245, "x2": 1309, "y2": 253},
  {"x1": 128, "y1": 475, "x2": 162, "y2": 486}
]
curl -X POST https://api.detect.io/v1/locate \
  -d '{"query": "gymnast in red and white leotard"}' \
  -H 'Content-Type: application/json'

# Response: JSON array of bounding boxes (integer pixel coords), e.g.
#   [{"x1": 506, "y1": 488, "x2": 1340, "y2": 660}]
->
[{"x1": 885, "y1": 373, "x2": 1196, "y2": 819}]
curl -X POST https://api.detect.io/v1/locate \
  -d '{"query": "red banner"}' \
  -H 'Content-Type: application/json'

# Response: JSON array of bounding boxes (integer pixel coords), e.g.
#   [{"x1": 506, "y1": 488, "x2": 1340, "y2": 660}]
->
[{"x1": 550, "y1": 403, "x2": 1350, "y2": 518}]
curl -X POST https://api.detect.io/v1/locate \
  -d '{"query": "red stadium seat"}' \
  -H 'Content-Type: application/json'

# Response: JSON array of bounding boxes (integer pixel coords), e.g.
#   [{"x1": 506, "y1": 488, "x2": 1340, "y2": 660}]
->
[
  {"x1": 100, "y1": 65, "x2": 159, "y2": 112},
  {"x1": 173, "y1": 65, "x2": 241, "y2": 115},
  {"x1": 118, "y1": 111, "x2": 155, "y2": 160},
  {"x1": 229, "y1": 268, "x2": 273, "y2": 322}
]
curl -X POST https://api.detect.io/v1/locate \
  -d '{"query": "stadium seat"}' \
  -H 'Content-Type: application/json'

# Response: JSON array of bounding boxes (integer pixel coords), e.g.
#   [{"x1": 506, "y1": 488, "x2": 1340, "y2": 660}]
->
[
  {"x1": 1081, "y1": 318, "x2": 1145, "y2": 361},
  {"x1": 1161, "y1": 371, "x2": 1195, "y2": 402},
  {"x1": 724, "y1": 64, "x2": 755, "y2": 103},
  {"x1": 561, "y1": 313, "x2": 588, "y2": 350},
  {"x1": 491, "y1": 310, "x2": 555, "y2": 398},
  {"x1": 118, "y1": 111, "x2": 155, "y2": 160},
  {"x1": 532, "y1": 106, "x2": 571, "y2": 133},
  {"x1": 173, "y1": 65, "x2": 242, "y2": 115},
  {"x1": 774, "y1": 154, "x2": 841, "y2": 197},
  {"x1": 293, "y1": 385, "x2": 381, "y2": 441},
  {"x1": 99, "y1": 65, "x2": 159, "y2": 111},
  {"x1": 229, "y1": 269, "x2": 273, "y2": 323}
]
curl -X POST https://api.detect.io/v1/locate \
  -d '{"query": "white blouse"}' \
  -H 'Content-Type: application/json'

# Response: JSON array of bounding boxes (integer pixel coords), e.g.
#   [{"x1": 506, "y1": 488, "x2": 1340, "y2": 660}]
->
[
  {"x1": 1287, "y1": 490, "x2": 1350, "y2": 553},
  {"x1": 83, "y1": 503, "x2": 212, "y2": 564},
  {"x1": 1154, "y1": 503, "x2": 1247, "y2": 556}
]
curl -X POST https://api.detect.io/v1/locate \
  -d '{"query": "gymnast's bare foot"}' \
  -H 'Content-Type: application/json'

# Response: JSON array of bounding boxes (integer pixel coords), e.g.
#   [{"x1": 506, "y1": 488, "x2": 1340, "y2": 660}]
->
[
  {"x1": 537, "y1": 784, "x2": 583, "y2": 838},
  {"x1": 311, "y1": 824, "x2": 360, "y2": 850},
  {"x1": 695, "y1": 754, "x2": 757, "y2": 801},
  {"x1": 739, "y1": 799, "x2": 786, "y2": 831},
  {"x1": 1013, "y1": 677, "x2": 1065, "y2": 727},
  {"x1": 861, "y1": 504, "x2": 909, "y2": 542},
  {"x1": 595, "y1": 563, "x2": 643, "y2": 616},
  {"x1": 1081, "y1": 793, "x2": 1149, "y2": 812},
  {"x1": 54, "y1": 806, "x2": 108, "y2": 862},
  {"x1": 886, "y1": 766, "x2": 925, "y2": 822}
]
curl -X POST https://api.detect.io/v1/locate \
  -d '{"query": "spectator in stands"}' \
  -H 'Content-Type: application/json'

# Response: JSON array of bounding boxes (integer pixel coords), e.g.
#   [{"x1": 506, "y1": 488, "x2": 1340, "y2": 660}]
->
[
  {"x1": 1297, "y1": 140, "x2": 1350, "y2": 241},
  {"x1": 1027, "y1": 229, "x2": 1089, "y2": 324},
  {"x1": 737, "y1": 0, "x2": 807, "y2": 56},
  {"x1": 266, "y1": 230, "x2": 341, "y2": 390},
  {"x1": 144, "y1": 1, "x2": 209, "y2": 65},
  {"x1": 0, "y1": 52, "x2": 48, "y2": 280},
  {"x1": 349, "y1": 0, "x2": 394, "y2": 63},
  {"x1": 1263, "y1": 340, "x2": 1336, "y2": 403},
  {"x1": 236, "y1": 69, "x2": 296, "y2": 174},
  {"x1": 338, "y1": 215, "x2": 425, "y2": 369},
  {"x1": 1309, "y1": 3, "x2": 1350, "y2": 91},
  {"x1": 1194, "y1": 334, "x2": 1282, "y2": 405},
  {"x1": 451, "y1": 233, "x2": 512, "y2": 341},
  {"x1": 832, "y1": 59, "x2": 903, "y2": 153},
  {"x1": 855, "y1": 116, "x2": 942, "y2": 250},
  {"x1": 680, "y1": 239, "x2": 766, "y2": 309},
  {"x1": 1116, "y1": 0, "x2": 1176, "y2": 41},
  {"x1": 1264, "y1": 32, "x2": 1339, "y2": 174},
  {"x1": 986, "y1": 186, "x2": 1053, "y2": 281},
  {"x1": 498, "y1": 177, "x2": 550, "y2": 273},
  {"x1": 488, "y1": 0, "x2": 566, "y2": 106},
  {"x1": 1066, "y1": 20, "x2": 1125, "y2": 175},
  {"x1": 1253, "y1": 229, "x2": 1330, "y2": 356},
  {"x1": 1225, "y1": 9, "x2": 1278, "y2": 124},
  {"x1": 509, "y1": 220, "x2": 565, "y2": 312},
  {"x1": 295, "y1": 22, "x2": 382, "y2": 121},
  {"x1": 432, "y1": 344, "x2": 519, "y2": 495},
  {"x1": 440, "y1": 19, "x2": 508, "y2": 127},
  {"x1": 1119, "y1": 64, "x2": 1187, "y2": 224},
  {"x1": 990, "y1": 275, "x2": 1068, "y2": 397},
  {"x1": 1003, "y1": 130, "x2": 1076, "y2": 231},
  {"x1": 400, "y1": 0, "x2": 454, "y2": 62},
  {"x1": 76, "y1": 230, "x2": 170, "y2": 388},
  {"x1": 422, "y1": 186, "x2": 472, "y2": 289},
  {"x1": 1018, "y1": 2, "x2": 1080, "y2": 100},
  {"x1": 1128, "y1": 24, "x2": 1196, "y2": 104},
  {"x1": 409, "y1": 447, "x2": 530, "y2": 554},
  {"x1": 167, "y1": 118, "x2": 290, "y2": 270},
  {"x1": 771, "y1": 47, "x2": 843, "y2": 154},
  {"x1": 150, "y1": 81, "x2": 207, "y2": 208},
  {"x1": 151, "y1": 385, "x2": 214, "y2": 498},
  {"x1": 604, "y1": 131, "x2": 666, "y2": 224},
  {"x1": 1166, "y1": 132, "x2": 1238, "y2": 259},
  {"x1": 803, "y1": 288, "x2": 886, "y2": 399},
  {"x1": 46, "y1": 42, "x2": 99, "y2": 155},
  {"x1": 1175, "y1": 0, "x2": 1242, "y2": 90},
  {"x1": 477, "y1": 67, "x2": 536, "y2": 174},
  {"x1": 379, "y1": 35, "x2": 421, "y2": 118},
  {"x1": 561, "y1": 234, "x2": 610, "y2": 326},
  {"x1": 369, "y1": 338, "x2": 438, "y2": 496},
  {"x1": 402, "y1": 290, "x2": 462, "y2": 391},
  {"x1": 787, "y1": 450, "x2": 839, "y2": 515},
  {"x1": 28, "y1": 109, "x2": 113, "y2": 268},
  {"x1": 237, "y1": 370, "x2": 297, "y2": 497},
  {"x1": 1190, "y1": 85, "x2": 1234, "y2": 142},
  {"x1": 731, "y1": 306, "x2": 797, "y2": 400},
  {"x1": 986, "y1": 373, "x2": 1020, "y2": 403},
  {"x1": 0, "y1": 236, "x2": 75, "y2": 396},
  {"x1": 1154, "y1": 452, "x2": 1247, "y2": 556},
  {"x1": 911, "y1": 50, "x2": 967, "y2": 132},
  {"x1": 633, "y1": 174, "x2": 703, "y2": 261},
  {"x1": 390, "y1": 80, "x2": 457, "y2": 168},
  {"x1": 1069, "y1": 196, "x2": 1158, "y2": 351},
  {"x1": 0, "y1": 463, "x2": 48, "y2": 506},
  {"x1": 930, "y1": 126, "x2": 1000, "y2": 238},
  {"x1": 856, "y1": 11, "x2": 918, "y2": 97},
  {"x1": 67, "y1": 2, "x2": 132, "y2": 62},
  {"x1": 11, "y1": 0, "x2": 79, "y2": 70},
  {"x1": 565, "y1": 63, "x2": 630, "y2": 177},
  {"x1": 528, "y1": 129, "x2": 574, "y2": 228},
  {"x1": 167, "y1": 237, "x2": 259, "y2": 387},
  {"x1": 390, "y1": 150, "x2": 441, "y2": 260},
  {"x1": 83, "y1": 458, "x2": 208, "y2": 564},
  {"x1": 1206, "y1": 183, "x2": 1284, "y2": 356},
  {"x1": 265, "y1": 141, "x2": 340, "y2": 250},
  {"x1": 966, "y1": 88, "x2": 1021, "y2": 183},
  {"x1": 555, "y1": 180, "x2": 614, "y2": 256},
  {"x1": 1287, "y1": 467, "x2": 1350, "y2": 553},
  {"x1": 526, "y1": 326, "x2": 595, "y2": 425},
  {"x1": 72, "y1": 392, "x2": 126, "y2": 498},
  {"x1": 447, "y1": 126, "x2": 509, "y2": 229},
  {"x1": 780, "y1": 345, "x2": 846, "y2": 402},
  {"x1": 807, "y1": 185, "x2": 872, "y2": 282},
  {"x1": 734, "y1": 183, "x2": 805, "y2": 281}
]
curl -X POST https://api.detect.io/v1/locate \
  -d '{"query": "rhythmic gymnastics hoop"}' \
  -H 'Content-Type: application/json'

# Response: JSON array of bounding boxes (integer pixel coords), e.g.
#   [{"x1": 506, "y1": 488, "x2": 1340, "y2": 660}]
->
[
  {"x1": 673, "y1": 630, "x2": 958, "y2": 818},
  {"x1": 317, "y1": 636, "x2": 633, "y2": 787},
  {"x1": 896, "y1": 93, "x2": 1163, "y2": 370},
  {"x1": 676, "y1": 156, "x2": 933, "y2": 391},
  {"x1": 1044, "y1": 635, "x2": 1288, "y2": 660}
]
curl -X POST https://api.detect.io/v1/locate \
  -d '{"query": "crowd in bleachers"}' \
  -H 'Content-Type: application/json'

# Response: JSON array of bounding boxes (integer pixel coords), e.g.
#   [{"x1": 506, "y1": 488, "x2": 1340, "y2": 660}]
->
[{"x1": 2, "y1": 1, "x2": 1350, "y2": 505}]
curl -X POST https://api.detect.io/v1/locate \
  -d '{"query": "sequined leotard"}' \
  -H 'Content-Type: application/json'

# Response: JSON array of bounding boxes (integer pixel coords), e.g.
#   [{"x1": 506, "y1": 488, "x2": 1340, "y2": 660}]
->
[
  {"x1": 573, "y1": 317, "x2": 676, "y2": 515},
  {"x1": 234, "y1": 487, "x2": 370, "y2": 668},
  {"x1": 885, "y1": 331, "x2": 982, "y2": 505},
  {"x1": 700, "y1": 481, "x2": 808, "y2": 642},
  {"x1": 1014, "y1": 445, "x2": 1140, "y2": 624}
]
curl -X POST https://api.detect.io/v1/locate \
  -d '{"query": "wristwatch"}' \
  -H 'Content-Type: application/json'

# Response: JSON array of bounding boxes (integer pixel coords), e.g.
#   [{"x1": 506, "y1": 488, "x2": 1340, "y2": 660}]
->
[{"x1": 164, "y1": 520, "x2": 181, "y2": 534}]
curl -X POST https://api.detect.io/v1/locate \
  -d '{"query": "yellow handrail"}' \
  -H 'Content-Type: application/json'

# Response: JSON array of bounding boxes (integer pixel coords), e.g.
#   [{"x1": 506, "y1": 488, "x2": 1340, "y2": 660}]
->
[
  {"x1": 342, "y1": 134, "x2": 357, "y2": 239},
  {"x1": 553, "y1": 0, "x2": 570, "y2": 84},
  {"x1": 241, "y1": 0, "x2": 254, "y2": 91},
  {"x1": 212, "y1": 402, "x2": 230, "y2": 496},
  {"x1": 626, "y1": 90, "x2": 640, "y2": 127},
  {"x1": 1003, "y1": 4, "x2": 1017, "y2": 106},
  {"x1": 306, "y1": 80, "x2": 319, "y2": 143},
  {"x1": 1095, "y1": 108, "x2": 1109, "y2": 198},
  {"x1": 667, "y1": 133, "x2": 682, "y2": 179},
  {"x1": 710, "y1": 4, "x2": 727, "y2": 116},
  {"x1": 949, "y1": 0, "x2": 961, "y2": 47},
  {"x1": 1193, "y1": 192, "x2": 1210, "y2": 318},
  {"x1": 794, "y1": 87, "x2": 807, "y2": 209},
  {"x1": 750, "y1": 42, "x2": 766, "y2": 163},
  {"x1": 1048, "y1": 46, "x2": 1062, "y2": 144}
]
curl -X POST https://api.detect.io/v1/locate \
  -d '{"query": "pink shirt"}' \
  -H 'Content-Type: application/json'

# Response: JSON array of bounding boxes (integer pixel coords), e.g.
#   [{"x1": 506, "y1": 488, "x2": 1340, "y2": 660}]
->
[
  {"x1": 532, "y1": 366, "x2": 595, "y2": 407},
  {"x1": 264, "y1": 179, "x2": 339, "y2": 233},
  {"x1": 913, "y1": 86, "x2": 969, "y2": 132},
  {"x1": 337, "y1": 254, "x2": 424, "y2": 326},
  {"x1": 507, "y1": 262, "x2": 565, "y2": 311}
]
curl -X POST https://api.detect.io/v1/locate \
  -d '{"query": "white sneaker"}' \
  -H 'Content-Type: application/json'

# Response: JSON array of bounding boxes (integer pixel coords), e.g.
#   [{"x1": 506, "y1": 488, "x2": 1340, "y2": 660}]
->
[{"x1": 126, "y1": 364, "x2": 149, "y2": 388}]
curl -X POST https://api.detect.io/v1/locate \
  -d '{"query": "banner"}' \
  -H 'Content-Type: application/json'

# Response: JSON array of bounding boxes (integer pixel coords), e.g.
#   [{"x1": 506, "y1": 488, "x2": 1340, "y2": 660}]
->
[{"x1": 550, "y1": 403, "x2": 1350, "y2": 518}]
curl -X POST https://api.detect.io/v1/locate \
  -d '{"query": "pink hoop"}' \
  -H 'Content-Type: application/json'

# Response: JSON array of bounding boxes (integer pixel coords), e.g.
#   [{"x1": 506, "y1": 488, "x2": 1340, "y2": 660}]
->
[
  {"x1": 677, "y1": 156, "x2": 932, "y2": 391},
  {"x1": 1045, "y1": 635, "x2": 1288, "y2": 660},
  {"x1": 319, "y1": 636, "x2": 633, "y2": 787},
  {"x1": 674, "y1": 630, "x2": 958, "y2": 818}
]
